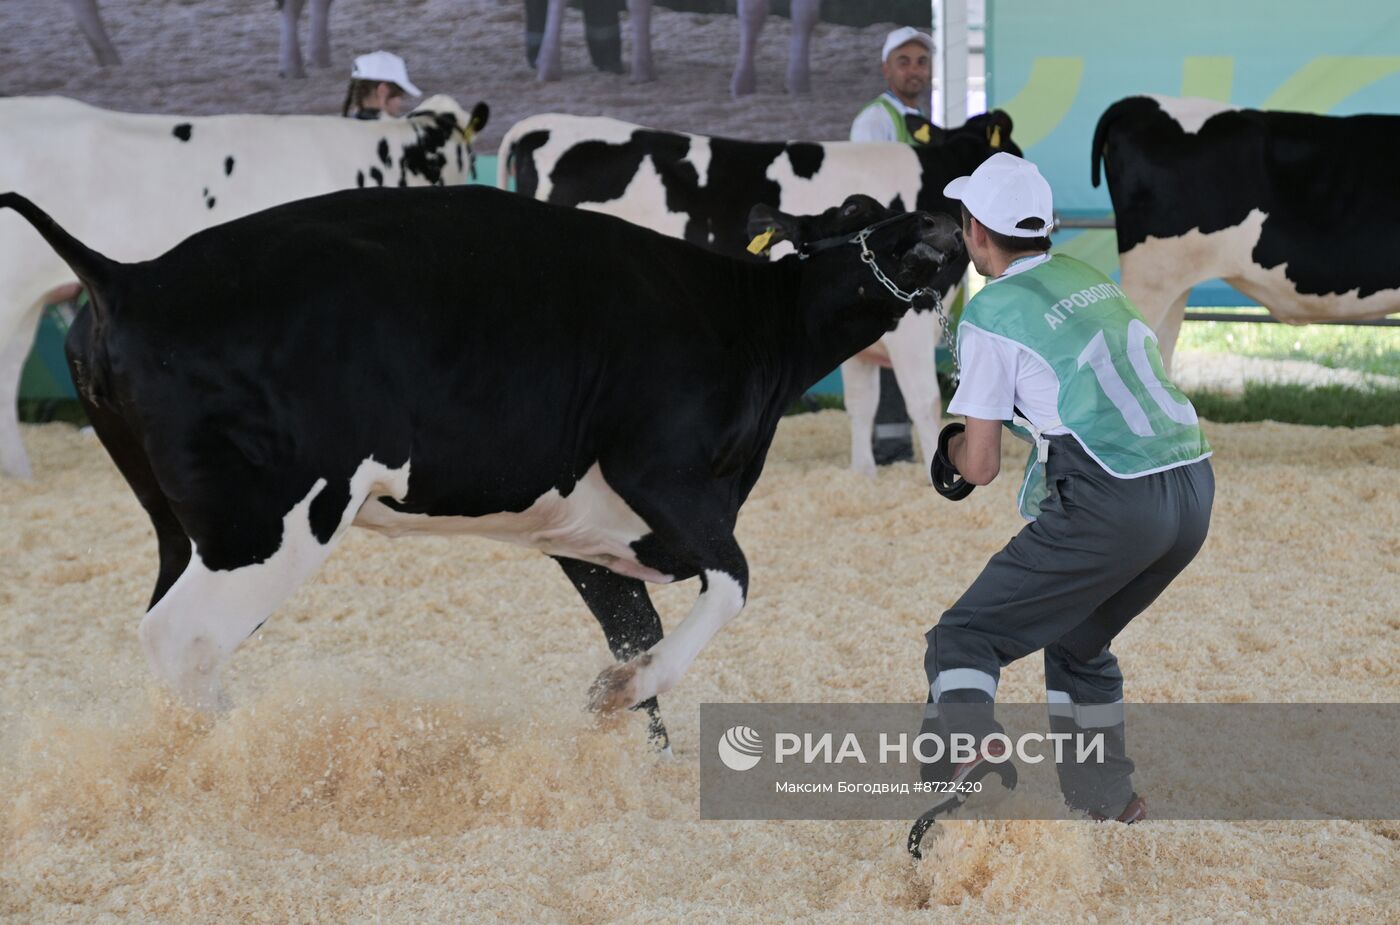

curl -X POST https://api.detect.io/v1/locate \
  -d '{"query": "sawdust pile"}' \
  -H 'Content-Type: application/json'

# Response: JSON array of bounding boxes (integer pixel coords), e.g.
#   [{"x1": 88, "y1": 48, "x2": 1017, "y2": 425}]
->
[{"x1": 2, "y1": 414, "x2": 1398, "y2": 923}]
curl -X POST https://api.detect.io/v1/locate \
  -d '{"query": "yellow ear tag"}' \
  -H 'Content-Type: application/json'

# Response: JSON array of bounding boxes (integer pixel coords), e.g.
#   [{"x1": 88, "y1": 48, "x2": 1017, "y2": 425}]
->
[
  {"x1": 747, "y1": 228, "x2": 775, "y2": 255},
  {"x1": 914, "y1": 123, "x2": 932, "y2": 143},
  {"x1": 989, "y1": 125, "x2": 1002, "y2": 149}
]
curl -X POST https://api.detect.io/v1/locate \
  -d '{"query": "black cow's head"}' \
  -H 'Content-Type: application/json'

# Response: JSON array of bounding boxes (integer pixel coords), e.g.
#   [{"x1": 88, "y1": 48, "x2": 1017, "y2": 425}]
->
[
  {"x1": 746, "y1": 194, "x2": 963, "y2": 301},
  {"x1": 954, "y1": 109, "x2": 1020, "y2": 157}
]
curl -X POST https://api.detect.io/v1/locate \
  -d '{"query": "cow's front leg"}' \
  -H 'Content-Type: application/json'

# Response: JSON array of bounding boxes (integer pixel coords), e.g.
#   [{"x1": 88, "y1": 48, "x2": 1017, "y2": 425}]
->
[
  {"x1": 840, "y1": 353, "x2": 881, "y2": 478},
  {"x1": 536, "y1": 0, "x2": 568, "y2": 81},
  {"x1": 884, "y1": 308, "x2": 944, "y2": 477},
  {"x1": 731, "y1": 0, "x2": 767, "y2": 97},
  {"x1": 628, "y1": 0, "x2": 656, "y2": 83},
  {"x1": 277, "y1": 0, "x2": 307, "y2": 78},
  {"x1": 555, "y1": 556, "x2": 670, "y2": 752},
  {"x1": 590, "y1": 542, "x2": 747, "y2": 714},
  {"x1": 307, "y1": 0, "x2": 334, "y2": 68},
  {"x1": 785, "y1": 0, "x2": 819, "y2": 93}
]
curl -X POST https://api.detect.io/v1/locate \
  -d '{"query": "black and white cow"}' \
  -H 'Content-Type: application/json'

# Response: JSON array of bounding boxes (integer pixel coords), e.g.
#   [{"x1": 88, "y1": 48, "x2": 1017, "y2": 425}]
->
[
  {"x1": 0, "y1": 94, "x2": 488, "y2": 479},
  {"x1": 499, "y1": 111, "x2": 1016, "y2": 477},
  {"x1": 2, "y1": 185, "x2": 961, "y2": 747},
  {"x1": 1092, "y1": 95, "x2": 1400, "y2": 369}
]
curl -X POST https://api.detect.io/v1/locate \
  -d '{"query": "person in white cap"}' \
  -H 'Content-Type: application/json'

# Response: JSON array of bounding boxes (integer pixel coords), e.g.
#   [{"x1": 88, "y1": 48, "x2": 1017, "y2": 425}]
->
[
  {"x1": 848, "y1": 26, "x2": 936, "y2": 466},
  {"x1": 908, "y1": 152, "x2": 1215, "y2": 850},
  {"x1": 849, "y1": 26, "x2": 934, "y2": 145},
  {"x1": 341, "y1": 51, "x2": 422, "y2": 120}
]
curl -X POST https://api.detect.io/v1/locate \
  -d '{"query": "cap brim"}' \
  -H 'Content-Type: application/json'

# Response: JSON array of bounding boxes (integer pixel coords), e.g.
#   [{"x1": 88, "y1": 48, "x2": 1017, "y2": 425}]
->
[
  {"x1": 399, "y1": 79, "x2": 422, "y2": 97},
  {"x1": 943, "y1": 176, "x2": 971, "y2": 199}
]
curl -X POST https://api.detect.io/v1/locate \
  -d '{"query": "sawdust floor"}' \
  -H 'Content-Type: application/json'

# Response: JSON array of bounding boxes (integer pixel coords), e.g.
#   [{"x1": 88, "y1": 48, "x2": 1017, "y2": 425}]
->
[{"x1": 2, "y1": 413, "x2": 1398, "y2": 923}]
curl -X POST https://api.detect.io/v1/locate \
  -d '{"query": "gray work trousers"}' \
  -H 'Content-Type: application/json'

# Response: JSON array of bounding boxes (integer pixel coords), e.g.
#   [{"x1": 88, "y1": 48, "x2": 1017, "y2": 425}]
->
[{"x1": 922, "y1": 435, "x2": 1214, "y2": 813}]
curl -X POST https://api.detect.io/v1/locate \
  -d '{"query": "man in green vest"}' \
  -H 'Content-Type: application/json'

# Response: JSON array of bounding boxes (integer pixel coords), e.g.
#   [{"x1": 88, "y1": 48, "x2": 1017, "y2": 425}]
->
[
  {"x1": 915, "y1": 153, "x2": 1215, "y2": 838},
  {"x1": 849, "y1": 26, "x2": 935, "y2": 466}
]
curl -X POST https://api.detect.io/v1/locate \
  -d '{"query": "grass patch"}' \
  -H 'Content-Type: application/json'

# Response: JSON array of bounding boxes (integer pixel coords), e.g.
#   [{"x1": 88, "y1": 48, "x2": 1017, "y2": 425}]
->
[
  {"x1": 1186, "y1": 383, "x2": 1400, "y2": 427},
  {"x1": 1179, "y1": 311, "x2": 1400, "y2": 378}
]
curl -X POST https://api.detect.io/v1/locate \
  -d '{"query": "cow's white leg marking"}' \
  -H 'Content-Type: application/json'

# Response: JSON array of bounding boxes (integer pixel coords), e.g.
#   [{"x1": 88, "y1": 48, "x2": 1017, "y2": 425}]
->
[
  {"x1": 884, "y1": 308, "x2": 943, "y2": 477},
  {"x1": 1156, "y1": 291, "x2": 1190, "y2": 372},
  {"x1": 840, "y1": 353, "x2": 880, "y2": 478},
  {"x1": 589, "y1": 569, "x2": 745, "y2": 713},
  {"x1": 138, "y1": 458, "x2": 408, "y2": 710},
  {"x1": 0, "y1": 301, "x2": 43, "y2": 480}
]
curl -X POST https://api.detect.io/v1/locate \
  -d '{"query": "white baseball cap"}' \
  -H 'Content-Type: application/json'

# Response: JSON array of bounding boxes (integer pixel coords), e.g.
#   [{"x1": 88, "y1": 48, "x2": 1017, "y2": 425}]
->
[
  {"x1": 943, "y1": 152, "x2": 1054, "y2": 238},
  {"x1": 881, "y1": 27, "x2": 933, "y2": 63},
  {"x1": 351, "y1": 51, "x2": 422, "y2": 97}
]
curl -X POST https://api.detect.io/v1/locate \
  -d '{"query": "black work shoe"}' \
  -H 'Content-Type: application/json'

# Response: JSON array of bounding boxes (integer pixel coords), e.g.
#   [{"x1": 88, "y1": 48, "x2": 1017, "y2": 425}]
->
[{"x1": 907, "y1": 739, "x2": 1018, "y2": 859}]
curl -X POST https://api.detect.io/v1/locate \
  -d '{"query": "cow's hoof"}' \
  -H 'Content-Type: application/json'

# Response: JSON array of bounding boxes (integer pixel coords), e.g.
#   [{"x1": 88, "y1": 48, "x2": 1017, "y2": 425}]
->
[
  {"x1": 589, "y1": 653, "x2": 653, "y2": 713},
  {"x1": 853, "y1": 460, "x2": 877, "y2": 479},
  {"x1": 536, "y1": 61, "x2": 562, "y2": 82},
  {"x1": 631, "y1": 65, "x2": 657, "y2": 83}
]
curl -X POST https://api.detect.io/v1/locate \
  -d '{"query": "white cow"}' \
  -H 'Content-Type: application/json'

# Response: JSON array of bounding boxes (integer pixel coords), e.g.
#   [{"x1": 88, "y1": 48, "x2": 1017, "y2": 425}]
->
[
  {"x1": 501, "y1": 111, "x2": 1018, "y2": 478},
  {"x1": 0, "y1": 94, "x2": 488, "y2": 479}
]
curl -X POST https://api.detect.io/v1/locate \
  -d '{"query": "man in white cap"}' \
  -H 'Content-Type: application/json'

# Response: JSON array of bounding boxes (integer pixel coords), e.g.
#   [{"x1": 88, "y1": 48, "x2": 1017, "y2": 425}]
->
[
  {"x1": 909, "y1": 152, "x2": 1215, "y2": 848},
  {"x1": 850, "y1": 26, "x2": 934, "y2": 145},
  {"x1": 849, "y1": 26, "x2": 936, "y2": 466},
  {"x1": 342, "y1": 51, "x2": 422, "y2": 120}
]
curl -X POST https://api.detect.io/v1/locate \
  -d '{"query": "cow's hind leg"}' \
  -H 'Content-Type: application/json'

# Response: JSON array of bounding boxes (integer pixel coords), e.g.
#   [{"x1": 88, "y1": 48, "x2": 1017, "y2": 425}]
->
[
  {"x1": 139, "y1": 476, "x2": 366, "y2": 711},
  {"x1": 277, "y1": 0, "x2": 307, "y2": 78},
  {"x1": 307, "y1": 0, "x2": 333, "y2": 68},
  {"x1": 589, "y1": 530, "x2": 747, "y2": 715},
  {"x1": 731, "y1": 0, "x2": 766, "y2": 97},
  {"x1": 554, "y1": 556, "x2": 670, "y2": 752}
]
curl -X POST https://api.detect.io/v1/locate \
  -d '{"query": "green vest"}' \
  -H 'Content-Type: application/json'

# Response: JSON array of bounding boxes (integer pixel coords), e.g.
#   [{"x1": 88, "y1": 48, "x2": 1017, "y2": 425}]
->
[
  {"x1": 861, "y1": 95, "x2": 931, "y2": 145},
  {"x1": 959, "y1": 255, "x2": 1212, "y2": 520}
]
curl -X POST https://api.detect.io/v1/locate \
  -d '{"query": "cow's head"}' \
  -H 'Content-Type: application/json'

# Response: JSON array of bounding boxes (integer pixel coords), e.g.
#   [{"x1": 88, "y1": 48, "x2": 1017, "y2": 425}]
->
[
  {"x1": 954, "y1": 109, "x2": 1020, "y2": 157},
  {"x1": 747, "y1": 194, "x2": 963, "y2": 320},
  {"x1": 401, "y1": 95, "x2": 491, "y2": 185}
]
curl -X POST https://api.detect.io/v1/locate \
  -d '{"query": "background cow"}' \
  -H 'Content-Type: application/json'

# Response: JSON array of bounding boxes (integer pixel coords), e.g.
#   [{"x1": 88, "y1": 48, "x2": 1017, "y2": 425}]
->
[
  {"x1": 2, "y1": 187, "x2": 960, "y2": 748},
  {"x1": 499, "y1": 110, "x2": 1016, "y2": 477},
  {"x1": 0, "y1": 94, "x2": 487, "y2": 479},
  {"x1": 1092, "y1": 95, "x2": 1400, "y2": 369}
]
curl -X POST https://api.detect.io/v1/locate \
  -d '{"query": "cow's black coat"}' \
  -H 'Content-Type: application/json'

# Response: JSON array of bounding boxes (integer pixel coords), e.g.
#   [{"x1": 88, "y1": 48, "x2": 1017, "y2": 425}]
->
[
  {"x1": 1, "y1": 186, "x2": 959, "y2": 737},
  {"x1": 1092, "y1": 96, "x2": 1400, "y2": 299}
]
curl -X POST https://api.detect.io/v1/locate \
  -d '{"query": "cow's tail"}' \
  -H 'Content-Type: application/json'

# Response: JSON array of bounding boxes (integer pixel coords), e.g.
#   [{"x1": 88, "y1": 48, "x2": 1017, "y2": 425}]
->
[
  {"x1": 1091, "y1": 96, "x2": 1158, "y2": 188},
  {"x1": 0, "y1": 193, "x2": 121, "y2": 310}
]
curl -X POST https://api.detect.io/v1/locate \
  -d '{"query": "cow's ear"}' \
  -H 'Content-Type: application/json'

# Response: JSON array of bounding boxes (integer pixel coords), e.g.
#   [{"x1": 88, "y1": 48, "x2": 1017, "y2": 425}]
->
[
  {"x1": 746, "y1": 203, "x2": 797, "y2": 255},
  {"x1": 468, "y1": 102, "x2": 490, "y2": 135},
  {"x1": 986, "y1": 110, "x2": 1014, "y2": 150}
]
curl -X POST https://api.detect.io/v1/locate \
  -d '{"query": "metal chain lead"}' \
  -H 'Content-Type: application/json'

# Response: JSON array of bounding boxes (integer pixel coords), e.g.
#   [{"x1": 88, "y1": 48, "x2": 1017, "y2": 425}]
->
[{"x1": 855, "y1": 227, "x2": 959, "y2": 386}]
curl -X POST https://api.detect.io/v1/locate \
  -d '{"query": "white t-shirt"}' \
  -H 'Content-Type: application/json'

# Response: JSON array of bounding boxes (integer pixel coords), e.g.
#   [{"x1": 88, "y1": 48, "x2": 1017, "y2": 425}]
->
[
  {"x1": 850, "y1": 92, "x2": 925, "y2": 142},
  {"x1": 946, "y1": 254, "x2": 1070, "y2": 435}
]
